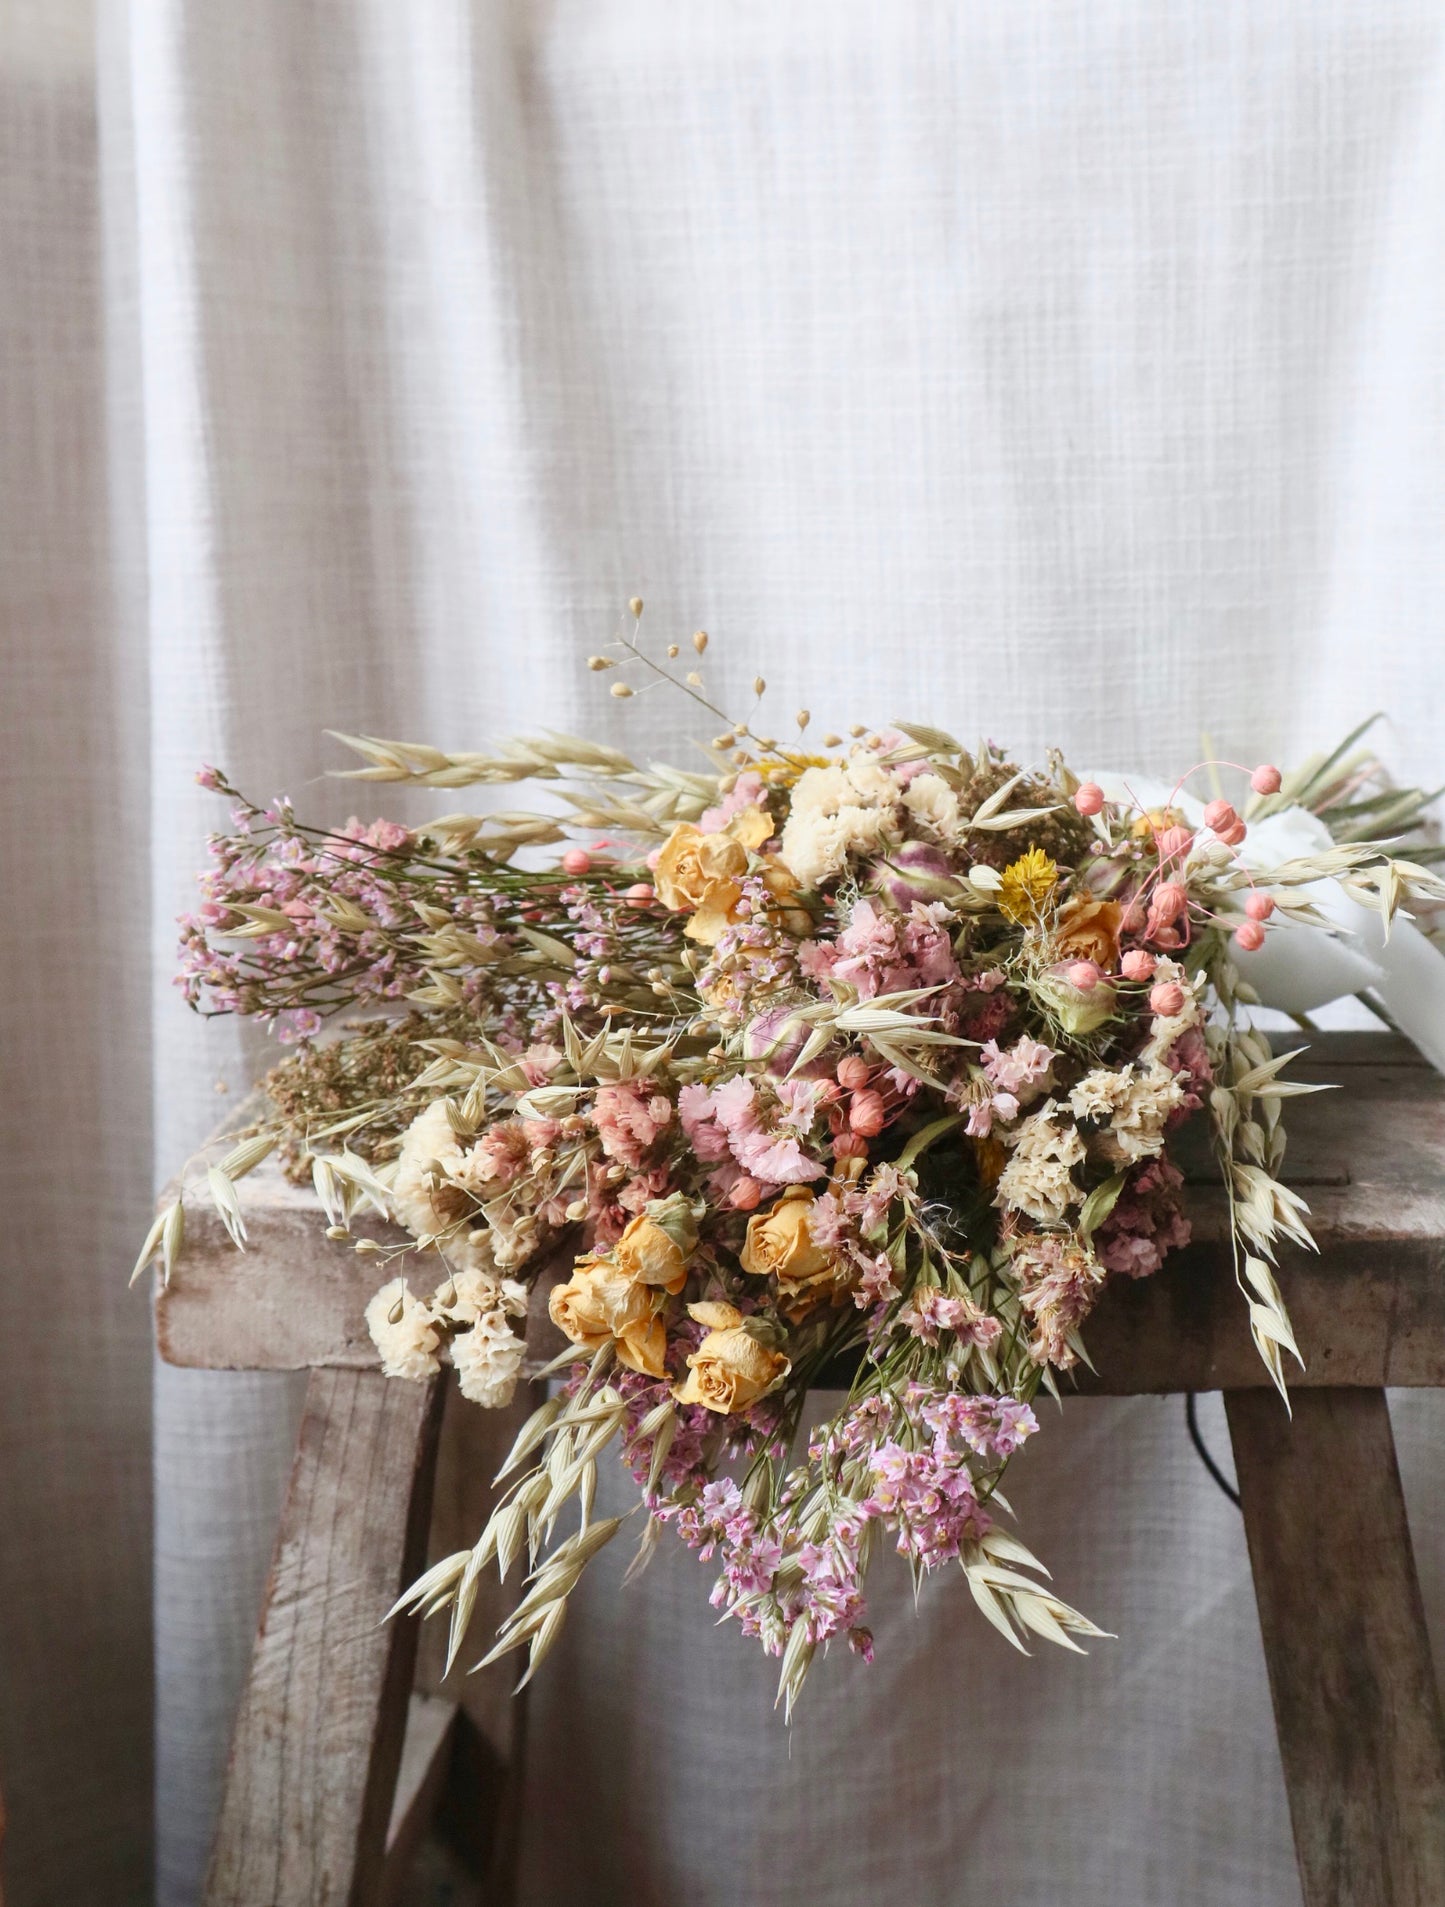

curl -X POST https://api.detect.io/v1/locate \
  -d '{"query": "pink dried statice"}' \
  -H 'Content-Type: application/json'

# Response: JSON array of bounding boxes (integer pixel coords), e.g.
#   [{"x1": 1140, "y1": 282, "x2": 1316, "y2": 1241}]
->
[
  {"x1": 862, "y1": 1440, "x2": 991, "y2": 1569},
  {"x1": 808, "y1": 897, "x2": 962, "y2": 1005},
  {"x1": 897, "y1": 1286, "x2": 1004, "y2": 1350},
  {"x1": 1095, "y1": 1156, "x2": 1192, "y2": 1277},
  {"x1": 922, "y1": 1391, "x2": 1038, "y2": 1460},
  {"x1": 466, "y1": 1118, "x2": 531, "y2": 1188},
  {"x1": 958, "y1": 987, "x2": 1015, "y2": 1044},
  {"x1": 591, "y1": 1080, "x2": 673, "y2": 1169},
  {"x1": 1009, "y1": 1232, "x2": 1107, "y2": 1367},
  {"x1": 964, "y1": 1088, "x2": 1019, "y2": 1138},
  {"x1": 678, "y1": 1076, "x2": 824, "y2": 1186},
  {"x1": 1162, "y1": 1023, "x2": 1213, "y2": 1119},
  {"x1": 981, "y1": 1035, "x2": 1056, "y2": 1102}
]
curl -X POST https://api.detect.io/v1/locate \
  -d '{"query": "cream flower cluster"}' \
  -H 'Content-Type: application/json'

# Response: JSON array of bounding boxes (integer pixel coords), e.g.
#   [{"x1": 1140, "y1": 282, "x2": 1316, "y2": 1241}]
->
[
  {"x1": 364, "y1": 1260, "x2": 529, "y2": 1405},
  {"x1": 390, "y1": 1098, "x2": 555, "y2": 1272},
  {"x1": 389, "y1": 1100, "x2": 496, "y2": 1272},
  {"x1": 1068, "y1": 1061, "x2": 1186, "y2": 1165},
  {"x1": 779, "y1": 748, "x2": 904, "y2": 887},
  {"x1": 995, "y1": 1108, "x2": 1087, "y2": 1226}
]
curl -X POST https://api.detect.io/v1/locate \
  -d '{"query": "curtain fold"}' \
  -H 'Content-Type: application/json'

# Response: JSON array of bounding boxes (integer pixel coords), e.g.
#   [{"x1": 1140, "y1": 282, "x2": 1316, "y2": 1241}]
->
[{"x1": 2, "y1": 2, "x2": 1442, "y2": 1900}]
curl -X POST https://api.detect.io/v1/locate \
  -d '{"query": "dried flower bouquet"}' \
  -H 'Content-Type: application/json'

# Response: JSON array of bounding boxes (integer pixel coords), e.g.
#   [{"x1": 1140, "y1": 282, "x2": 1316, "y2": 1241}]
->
[{"x1": 141, "y1": 615, "x2": 1445, "y2": 1713}]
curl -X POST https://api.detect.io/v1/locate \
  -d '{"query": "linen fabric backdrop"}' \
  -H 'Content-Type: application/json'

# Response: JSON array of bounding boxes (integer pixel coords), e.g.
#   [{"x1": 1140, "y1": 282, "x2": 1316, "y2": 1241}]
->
[{"x1": 3, "y1": 2, "x2": 1444, "y2": 1901}]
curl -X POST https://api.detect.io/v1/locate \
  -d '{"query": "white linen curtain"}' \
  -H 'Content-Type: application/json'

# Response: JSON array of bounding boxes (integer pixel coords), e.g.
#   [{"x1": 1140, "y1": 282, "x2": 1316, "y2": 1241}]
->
[{"x1": 3, "y1": 1, "x2": 1444, "y2": 1900}]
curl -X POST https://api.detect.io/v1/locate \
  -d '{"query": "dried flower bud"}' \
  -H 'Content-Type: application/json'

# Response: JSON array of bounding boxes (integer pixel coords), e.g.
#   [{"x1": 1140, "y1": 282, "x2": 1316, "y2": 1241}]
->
[
  {"x1": 666, "y1": 643, "x2": 680, "y2": 658},
  {"x1": 836, "y1": 1055, "x2": 871, "y2": 1091},
  {"x1": 796, "y1": 709, "x2": 810, "y2": 729},
  {"x1": 1245, "y1": 891, "x2": 1275, "y2": 921},
  {"x1": 629, "y1": 596, "x2": 644, "y2": 617},
  {"x1": 1120, "y1": 949, "x2": 1156, "y2": 981},
  {"x1": 610, "y1": 682, "x2": 634, "y2": 698},
  {"x1": 753, "y1": 676, "x2": 766, "y2": 696},
  {"x1": 1233, "y1": 920, "x2": 1266, "y2": 951},
  {"x1": 849, "y1": 1090, "x2": 887, "y2": 1137},
  {"x1": 587, "y1": 654, "x2": 613, "y2": 670},
  {"x1": 692, "y1": 630, "x2": 708, "y2": 653},
  {"x1": 1149, "y1": 981, "x2": 1186, "y2": 1017},
  {"x1": 1250, "y1": 763, "x2": 1282, "y2": 795},
  {"x1": 728, "y1": 1176, "x2": 764, "y2": 1211},
  {"x1": 1073, "y1": 782, "x2": 1105, "y2": 816}
]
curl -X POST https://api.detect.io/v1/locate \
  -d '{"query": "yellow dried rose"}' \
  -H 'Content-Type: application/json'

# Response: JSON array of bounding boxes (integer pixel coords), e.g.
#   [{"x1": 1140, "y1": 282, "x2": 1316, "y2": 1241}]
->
[
  {"x1": 1056, "y1": 896, "x2": 1122, "y2": 970},
  {"x1": 753, "y1": 857, "x2": 813, "y2": 939},
  {"x1": 614, "y1": 1213, "x2": 690, "y2": 1294},
  {"x1": 673, "y1": 1302, "x2": 789, "y2": 1414},
  {"x1": 653, "y1": 807, "x2": 775, "y2": 944},
  {"x1": 740, "y1": 1188, "x2": 841, "y2": 1310},
  {"x1": 547, "y1": 1258, "x2": 667, "y2": 1378}
]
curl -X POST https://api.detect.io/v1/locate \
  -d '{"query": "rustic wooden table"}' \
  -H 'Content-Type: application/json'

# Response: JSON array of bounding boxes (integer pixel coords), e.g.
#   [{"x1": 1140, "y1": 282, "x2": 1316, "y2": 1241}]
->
[{"x1": 156, "y1": 1034, "x2": 1445, "y2": 1907}]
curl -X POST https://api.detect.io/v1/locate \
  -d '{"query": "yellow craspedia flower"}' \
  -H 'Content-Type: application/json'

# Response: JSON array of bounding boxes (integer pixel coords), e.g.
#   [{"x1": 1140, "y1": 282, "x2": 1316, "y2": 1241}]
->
[
  {"x1": 755, "y1": 751, "x2": 836, "y2": 787},
  {"x1": 998, "y1": 846, "x2": 1059, "y2": 925}
]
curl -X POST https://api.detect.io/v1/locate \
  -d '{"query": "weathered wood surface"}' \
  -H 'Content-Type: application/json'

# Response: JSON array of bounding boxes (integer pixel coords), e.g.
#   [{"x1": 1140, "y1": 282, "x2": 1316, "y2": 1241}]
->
[
  {"x1": 205, "y1": 1369, "x2": 445, "y2": 1907},
  {"x1": 1226, "y1": 1387, "x2": 1445, "y2": 1907},
  {"x1": 157, "y1": 1036, "x2": 1445, "y2": 1392},
  {"x1": 377, "y1": 1694, "x2": 458, "y2": 1907},
  {"x1": 410, "y1": 1378, "x2": 536, "y2": 1898}
]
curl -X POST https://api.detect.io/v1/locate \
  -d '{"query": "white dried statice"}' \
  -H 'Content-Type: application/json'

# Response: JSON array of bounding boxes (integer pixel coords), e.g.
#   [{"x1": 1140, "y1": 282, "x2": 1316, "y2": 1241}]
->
[
  {"x1": 902, "y1": 771, "x2": 962, "y2": 843},
  {"x1": 1068, "y1": 1061, "x2": 1186, "y2": 1165},
  {"x1": 433, "y1": 1263, "x2": 528, "y2": 1325},
  {"x1": 995, "y1": 1104, "x2": 1086, "y2": 1225},
  {"x1": 779, "y1": 751, "x2": 903, "y2": 888},
  {"x1": 364, "y1": 1277, "x2": 441, "y2": 1381},
  {"x1": 389, "y1": 1099, "x2": 495, "y2": 1273},
  {"x1": 451, "y1": 1310, "x2": 526, "y2": 1409}
]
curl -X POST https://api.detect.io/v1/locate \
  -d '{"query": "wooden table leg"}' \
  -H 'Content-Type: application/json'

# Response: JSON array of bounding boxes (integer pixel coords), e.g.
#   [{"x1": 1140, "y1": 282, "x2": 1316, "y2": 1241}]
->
[
  {"x1": 1225, "y1": 1386, "x2": 1445, "y2": 1907},
  {"x1": 205, "y1": 1368, "x2": 446, "y2": 1907},
  {"x1": 414, "y1": 1377, "x2": 539, "y2": 1904}
]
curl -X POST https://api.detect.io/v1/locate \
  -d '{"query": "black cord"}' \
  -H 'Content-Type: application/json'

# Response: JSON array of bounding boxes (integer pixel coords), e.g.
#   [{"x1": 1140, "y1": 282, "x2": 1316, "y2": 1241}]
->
[{"x1": 1185, "y1": 1392, "x2": 1241, "y2": 1511}]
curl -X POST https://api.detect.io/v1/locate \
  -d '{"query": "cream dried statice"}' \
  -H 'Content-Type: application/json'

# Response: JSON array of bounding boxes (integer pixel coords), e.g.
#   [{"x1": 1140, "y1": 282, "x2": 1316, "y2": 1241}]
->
[
  {"x1": 1068, "y1": 1061, "x2": 1186, "y2": 1165},
  {"x1": 451, "y1": 1311, "x2": 527, "y2": 1408},
  {"x1": 390, "y1": 1101, "x2": 496, "y2": 1272},
  {"x1": 995, "y1": 1106, "x2": 1086, "y2": 1225},
  {"x1": 779, "y1": 750, "x2": 902, "y2": 887},
  {"x1": 364, "y1": 1278, "x2": 441, "y2": 1380}
]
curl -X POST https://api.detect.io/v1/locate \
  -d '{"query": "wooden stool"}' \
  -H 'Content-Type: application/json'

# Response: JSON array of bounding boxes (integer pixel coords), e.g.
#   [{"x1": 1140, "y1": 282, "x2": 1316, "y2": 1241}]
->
[{"x1": 156, "y1": 1034, "x2": 1445, "y2": 1907}]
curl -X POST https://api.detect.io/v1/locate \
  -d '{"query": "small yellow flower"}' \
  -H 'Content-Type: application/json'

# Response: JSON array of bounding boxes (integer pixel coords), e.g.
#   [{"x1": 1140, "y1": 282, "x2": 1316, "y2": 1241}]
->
[
  {"x1": 1130, "y1": 805, "x2": 1187, "y2": 841},
  {"x1": 753, "y1": 751, "x2": 836, "y2": 787},
  {"x1": 997, "y1": 847, "x2": 1059, "y2": 925}
]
